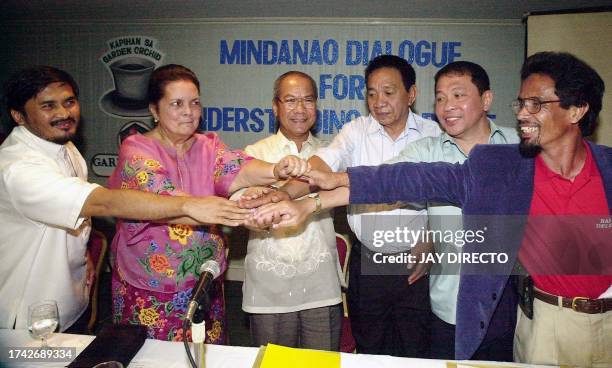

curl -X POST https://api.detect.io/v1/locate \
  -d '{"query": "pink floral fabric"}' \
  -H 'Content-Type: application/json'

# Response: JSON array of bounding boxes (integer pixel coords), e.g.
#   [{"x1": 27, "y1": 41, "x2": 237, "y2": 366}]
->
[
  {"x1": 107, "y1": 133, "x2": 252, "y2": 341},
  {"x1": 111, "y1": 270, "x2": 226, "y2": 342}
]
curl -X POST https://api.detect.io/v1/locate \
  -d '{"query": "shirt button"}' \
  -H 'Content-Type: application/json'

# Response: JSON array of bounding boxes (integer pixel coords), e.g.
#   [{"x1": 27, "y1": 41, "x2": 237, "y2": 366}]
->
[
  {"x1": 480, "y1": 321, "x2": 485, "y2": 329},
  {"x1": 492, "y1": 293, "x2": 497, "y2": 301}
]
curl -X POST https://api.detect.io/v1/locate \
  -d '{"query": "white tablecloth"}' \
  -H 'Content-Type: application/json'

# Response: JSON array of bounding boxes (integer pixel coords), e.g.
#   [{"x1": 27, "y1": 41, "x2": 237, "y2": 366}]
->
[{"x1": 0, "y1": 329, "x2": 553, "y2": 368}]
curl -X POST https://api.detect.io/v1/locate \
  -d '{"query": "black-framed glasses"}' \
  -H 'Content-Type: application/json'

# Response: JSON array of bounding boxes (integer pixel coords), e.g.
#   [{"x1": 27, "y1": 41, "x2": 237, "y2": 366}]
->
[
  {"x1": 511, "y1": 97, "x2": 561, "y2": 114},
  {"x1": 276, "y1": 96, "x2": 316, "y2": 110}
]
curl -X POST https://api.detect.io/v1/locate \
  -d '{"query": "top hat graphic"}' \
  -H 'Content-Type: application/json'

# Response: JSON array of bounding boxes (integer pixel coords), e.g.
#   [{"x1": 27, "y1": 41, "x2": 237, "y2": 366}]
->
[{"x1": 100, "y1": 57, "x2": 155, "y2": 118}]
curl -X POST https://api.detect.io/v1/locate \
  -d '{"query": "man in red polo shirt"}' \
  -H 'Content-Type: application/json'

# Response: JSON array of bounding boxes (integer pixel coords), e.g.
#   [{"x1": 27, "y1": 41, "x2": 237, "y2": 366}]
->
[{"x1": 512, "y1": 54, "x2": 611, "y2": 366}]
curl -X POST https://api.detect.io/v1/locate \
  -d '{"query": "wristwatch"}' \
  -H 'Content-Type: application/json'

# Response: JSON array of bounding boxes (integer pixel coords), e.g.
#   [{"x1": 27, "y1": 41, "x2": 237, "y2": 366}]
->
[{"x1": 309, "y1": 193, "x2": 322, "y2": 214}]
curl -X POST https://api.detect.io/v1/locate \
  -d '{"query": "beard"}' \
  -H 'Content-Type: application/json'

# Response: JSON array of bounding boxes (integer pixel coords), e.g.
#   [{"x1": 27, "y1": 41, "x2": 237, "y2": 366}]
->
[
  {"x1": 49, "y1": 118, "x2": 77, "y2": 144},
  {"x1": 50, "y1": 134, "x2": 76, "y2": 145},
  {"x1": 518, "y1": 139, "x2": 542, "y2": 158}
]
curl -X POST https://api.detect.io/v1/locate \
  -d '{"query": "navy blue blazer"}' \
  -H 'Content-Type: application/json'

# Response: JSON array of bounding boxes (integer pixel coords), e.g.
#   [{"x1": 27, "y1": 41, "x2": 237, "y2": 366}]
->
[{"x1": 348, "y1": 141, "x2": 612, "y2": 359}]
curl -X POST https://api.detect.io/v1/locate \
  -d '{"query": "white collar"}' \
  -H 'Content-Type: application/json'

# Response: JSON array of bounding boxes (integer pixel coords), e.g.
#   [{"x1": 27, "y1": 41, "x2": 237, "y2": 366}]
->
[
  {"x1": 366, "y1": 109, "x2": 422, "y2": 138},
  {"x1": 15, "y1": 125, "x2": 69, "y2": 158},
  {"x1": 276, "y1": 130, "x2": 316, "y2": 149}
]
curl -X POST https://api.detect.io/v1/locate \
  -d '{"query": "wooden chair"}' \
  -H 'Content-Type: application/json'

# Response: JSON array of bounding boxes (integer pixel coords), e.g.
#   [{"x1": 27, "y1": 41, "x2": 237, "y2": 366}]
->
[
  {"x1": 335, "y1": 233, "x2": 356, "y2": 353},
  {"x1": 87, "y1": 228, "x2": 109, "y2": 334}
]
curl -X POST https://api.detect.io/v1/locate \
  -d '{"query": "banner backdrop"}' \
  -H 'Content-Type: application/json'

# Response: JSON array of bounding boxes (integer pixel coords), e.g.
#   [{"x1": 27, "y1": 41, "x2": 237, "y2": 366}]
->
[{"x1": 1, "y1": 19, "x2": 524, "y2": 184}]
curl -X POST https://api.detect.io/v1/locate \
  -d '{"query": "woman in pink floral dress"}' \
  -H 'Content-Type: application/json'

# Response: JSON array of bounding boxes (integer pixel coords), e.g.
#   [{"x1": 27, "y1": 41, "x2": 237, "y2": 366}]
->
[{"x1": 107, "y1": 64, "x2": 308, "y2": 342}]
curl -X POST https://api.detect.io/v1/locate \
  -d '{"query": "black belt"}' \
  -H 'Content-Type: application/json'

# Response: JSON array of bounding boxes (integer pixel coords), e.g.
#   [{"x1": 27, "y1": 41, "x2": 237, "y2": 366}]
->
[{"x1": 534, "y1": 288, "x2": 612, "y2": 314}]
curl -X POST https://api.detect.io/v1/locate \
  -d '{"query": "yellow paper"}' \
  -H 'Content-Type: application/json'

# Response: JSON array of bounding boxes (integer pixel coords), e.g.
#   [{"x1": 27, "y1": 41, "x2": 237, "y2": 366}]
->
[{"x1": 260, "y1": 344, "x2": 340, "y2": 368}]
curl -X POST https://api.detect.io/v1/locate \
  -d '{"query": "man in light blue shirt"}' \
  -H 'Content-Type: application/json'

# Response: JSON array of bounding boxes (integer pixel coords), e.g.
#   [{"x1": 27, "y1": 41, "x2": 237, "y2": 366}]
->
[{"x1": 388, "y1": 61, "x2": 519, "y2": 360}]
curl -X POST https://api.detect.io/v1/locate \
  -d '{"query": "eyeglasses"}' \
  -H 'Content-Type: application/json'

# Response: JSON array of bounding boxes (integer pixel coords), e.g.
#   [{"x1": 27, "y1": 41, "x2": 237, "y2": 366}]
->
[
  {"x1": 276, "y1": 96, "x2": 316, "y2": 110},
  {"x1": 511, "y1": 98, "x2": 561, "y2": 114}
]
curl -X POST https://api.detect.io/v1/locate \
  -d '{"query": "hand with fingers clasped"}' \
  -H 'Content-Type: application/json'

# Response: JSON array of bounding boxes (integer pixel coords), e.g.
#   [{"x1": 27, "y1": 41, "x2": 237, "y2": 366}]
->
[
  {"x1": 240, "y1": 186, "x2": 274, "y2": 200},
  {"x1": 238, "y1": 185, "x2": 292, "y2": 209},
  {"x1": 248, "y1": 197, "x2": 316, "y2": 230},
  {"x1": 303, "y1": 169, "x2": 349, "y2": 190},
  {"x1": 273, "y1": 155, "x2": 311, "y2": 179},
  {"x1": 237, "y1": 186, "x2": 282, "y2": 231},
  {"x1": 186, "y1": 195, "x2": 252, "y2": 226}
]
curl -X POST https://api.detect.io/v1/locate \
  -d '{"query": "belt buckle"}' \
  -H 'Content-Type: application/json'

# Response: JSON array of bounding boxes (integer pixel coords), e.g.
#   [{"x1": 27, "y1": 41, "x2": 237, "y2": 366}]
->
[{"x1": 571, "y1": 297, "x2": 594, "y2": 313}]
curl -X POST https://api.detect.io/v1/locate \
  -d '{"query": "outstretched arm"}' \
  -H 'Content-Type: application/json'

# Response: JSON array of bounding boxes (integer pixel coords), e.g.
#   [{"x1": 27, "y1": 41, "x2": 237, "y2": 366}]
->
[
  {"x1": 347, "y1": 161, "x2": 467, "y2": 206},
  {"x1": 228, "y1": 155, "x2": 310, "y2": 194},
  {"x1": 251, "y1": 160, "x2": 468, "y2": 228},
  {"x1": 82, "y1": 187, "x2": 251, "y2": 227}
]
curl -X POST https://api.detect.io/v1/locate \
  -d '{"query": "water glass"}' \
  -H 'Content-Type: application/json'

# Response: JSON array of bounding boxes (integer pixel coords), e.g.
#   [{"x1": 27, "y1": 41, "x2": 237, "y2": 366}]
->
[{"x1": 27, "y1": 300, "x2": 59, "y2": 347}]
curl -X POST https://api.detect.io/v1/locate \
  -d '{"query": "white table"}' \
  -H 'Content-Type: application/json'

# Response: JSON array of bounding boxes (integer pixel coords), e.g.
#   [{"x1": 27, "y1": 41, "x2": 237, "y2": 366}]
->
[{"x1": 0, "y1": 329, "x2": 553, "y2": 368}]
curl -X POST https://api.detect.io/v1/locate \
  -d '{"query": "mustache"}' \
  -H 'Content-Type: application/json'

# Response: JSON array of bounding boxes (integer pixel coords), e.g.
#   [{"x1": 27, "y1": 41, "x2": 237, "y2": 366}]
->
[
  {"x1": 516, "y1": 118, "x2": 538, "y2": 126},
  {"x1": 50, "y1": 118, "x2": 76, "y2": 127}
]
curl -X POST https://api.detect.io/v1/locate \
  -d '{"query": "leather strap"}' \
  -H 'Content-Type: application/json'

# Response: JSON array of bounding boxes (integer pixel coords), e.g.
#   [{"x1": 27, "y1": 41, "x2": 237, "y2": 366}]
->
[{"x1": 533, "y1": 288, "x2": 612, "y2": 314}]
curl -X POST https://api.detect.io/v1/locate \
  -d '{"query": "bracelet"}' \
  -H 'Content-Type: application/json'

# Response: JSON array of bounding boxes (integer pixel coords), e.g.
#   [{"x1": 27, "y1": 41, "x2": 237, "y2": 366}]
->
[{"x1": 310, "y1": 193, "x2": 322, "y2": 214}]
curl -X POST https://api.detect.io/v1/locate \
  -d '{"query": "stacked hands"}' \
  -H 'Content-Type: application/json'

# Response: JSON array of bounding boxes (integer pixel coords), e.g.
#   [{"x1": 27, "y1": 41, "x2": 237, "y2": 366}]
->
[
  {"x1": 184, "y1": 156, "x2": 430, "y2": 283},
  {"x1": 239, "y1": 168, "x2": 346, "y2": 230},
  {"x1": 183, "y1": 155, "x2": 344, "y2": 228}
]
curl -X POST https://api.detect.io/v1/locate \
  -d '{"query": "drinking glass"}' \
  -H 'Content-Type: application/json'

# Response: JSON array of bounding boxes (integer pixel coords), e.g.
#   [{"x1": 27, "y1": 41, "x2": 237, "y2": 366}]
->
[{"x1": 27, "y1": 300, "x2": 59, "y2": 347}]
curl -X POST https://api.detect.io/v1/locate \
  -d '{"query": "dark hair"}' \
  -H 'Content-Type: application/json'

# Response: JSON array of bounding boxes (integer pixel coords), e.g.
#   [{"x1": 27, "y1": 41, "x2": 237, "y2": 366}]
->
[
  {"x1": 521, "y1": 52, "x2": 604, "y2": 137},
  {"x1": 365, "y1": 55, "x2": 415, "y2": 92},
  {"x1": 435, "y1": 61, "x2": 490, "y2": 95},
  {"x1": 273, "y1": 71, "x2": 318, "y2": 100},
  {"x1": 3, "y1": 66, "x2": 79, "y2": 124},
  {"x1": 147, "y1": 64, "x2": 200, "y2": 105}
]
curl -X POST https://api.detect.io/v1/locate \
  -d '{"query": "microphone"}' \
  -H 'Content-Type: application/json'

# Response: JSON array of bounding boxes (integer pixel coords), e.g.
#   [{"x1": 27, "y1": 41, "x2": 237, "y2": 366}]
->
[{"x1": 186, "y1": 260, "x2": 221, "y2": 321}]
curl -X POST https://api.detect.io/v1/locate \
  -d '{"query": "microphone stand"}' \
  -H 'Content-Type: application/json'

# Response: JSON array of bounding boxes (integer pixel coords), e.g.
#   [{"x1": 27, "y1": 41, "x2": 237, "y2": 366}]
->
[
  {"x1": 183, "y1": 260, "x2": 220, "y2": 368},
  {"x1": 192, "y1": 295, "x2": 209, "y2": 368},
  {"x1": 182, "y1": 318, "x2": 197, "y2": 368},
  {"x1": 183, "y1": 294, "x2": 210, "y2": 368}
]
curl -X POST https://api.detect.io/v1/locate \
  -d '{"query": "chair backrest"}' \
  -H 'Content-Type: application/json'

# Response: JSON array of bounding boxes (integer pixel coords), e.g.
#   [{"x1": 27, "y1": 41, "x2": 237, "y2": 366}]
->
[
  {"x1": 88, "y1": 229, "x2": 107, "y2": 276},
  {"x1": 87, "y1": 228, "x2": 108, "y2": 334},
  {"x1": 335, "y1": 233, "x2": 351, "y2": 282},
  {"x1": 335, "y1": 233, "x2": 356, "y2": 353}
]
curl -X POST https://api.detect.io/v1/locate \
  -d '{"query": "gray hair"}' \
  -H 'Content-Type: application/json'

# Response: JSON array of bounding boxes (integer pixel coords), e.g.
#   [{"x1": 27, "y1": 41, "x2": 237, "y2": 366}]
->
[{"x1": 272, "y1": 71, "x2": 318, "y2": 100}]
